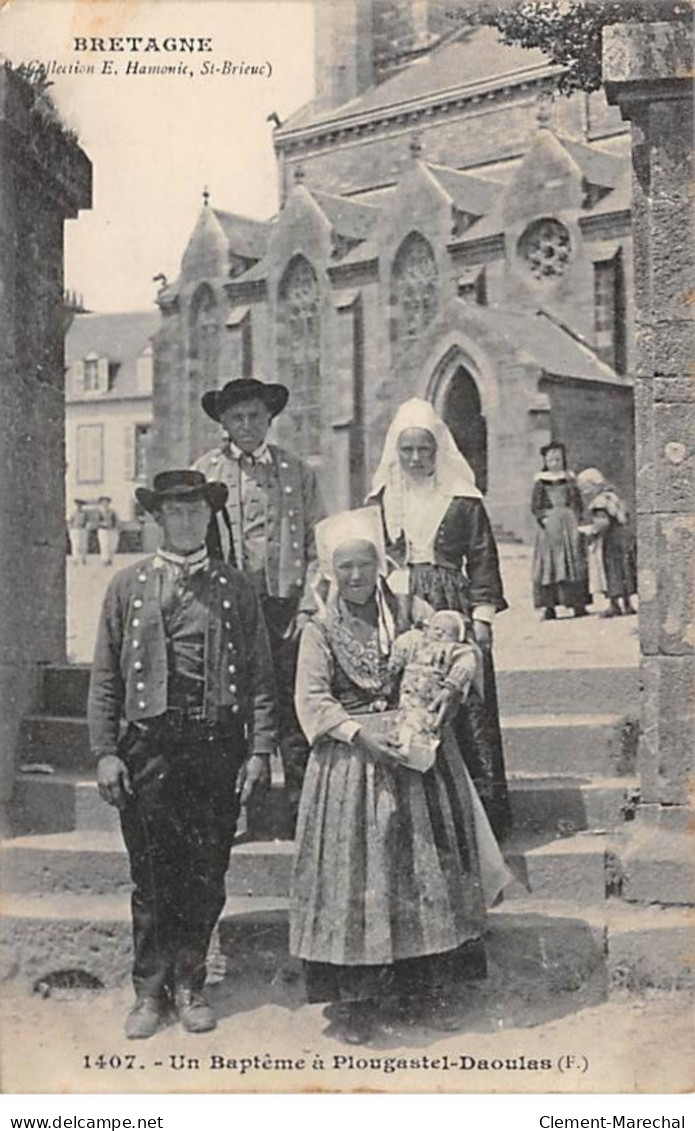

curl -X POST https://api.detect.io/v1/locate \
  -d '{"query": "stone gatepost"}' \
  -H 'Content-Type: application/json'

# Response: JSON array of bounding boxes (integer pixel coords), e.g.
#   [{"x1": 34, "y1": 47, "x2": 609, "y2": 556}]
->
[
  {"x1": 603, "y1": 23, "x2": 694, "y2": 904},
  {"x1": 0, "y1": 67, "x2": 91, "y2": 830}
]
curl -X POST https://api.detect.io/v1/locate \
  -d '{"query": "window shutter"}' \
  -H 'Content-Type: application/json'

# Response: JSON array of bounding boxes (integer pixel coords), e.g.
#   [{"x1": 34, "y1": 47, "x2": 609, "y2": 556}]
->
[
  {"x1": 124, "y1": 425, "x2": 135, "y2": 480},
  {"x1": 97, "y1": 357, "x2": 109, "y2": 393},
  {"x1": 136, "y1": 347, "x2": 153, "y2": 393},
  {"x1": 71, "y1": 360, "x2": 84, "y2": 398}
]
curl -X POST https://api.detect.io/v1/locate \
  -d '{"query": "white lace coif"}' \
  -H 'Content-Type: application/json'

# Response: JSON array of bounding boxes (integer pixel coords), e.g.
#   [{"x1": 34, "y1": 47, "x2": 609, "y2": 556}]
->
[{"x1": 368, "y1": 398, "x2": 481, "y2": 547}]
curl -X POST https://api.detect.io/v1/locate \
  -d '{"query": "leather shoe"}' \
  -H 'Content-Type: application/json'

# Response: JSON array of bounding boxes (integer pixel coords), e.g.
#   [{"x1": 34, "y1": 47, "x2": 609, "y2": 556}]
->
[
  {"x1": 125, "y1": 996, "x2": 165, "y2": 1040},
  {"x1": 175, "y1": 987, "x2": 217, "y2": 1033},
  {"x1": 327, "y1": 1002, "x2": 375, "y2": 1045}
]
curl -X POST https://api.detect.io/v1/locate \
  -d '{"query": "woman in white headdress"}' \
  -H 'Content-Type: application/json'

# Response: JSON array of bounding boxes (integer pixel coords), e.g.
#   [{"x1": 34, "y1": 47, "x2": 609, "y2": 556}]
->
[
  {"x1": 290, "y1": 508, "x2": 511, "y2": 1044},
  {"x1": 367, "y1": 398, "x2": 511, "y2": 839}
]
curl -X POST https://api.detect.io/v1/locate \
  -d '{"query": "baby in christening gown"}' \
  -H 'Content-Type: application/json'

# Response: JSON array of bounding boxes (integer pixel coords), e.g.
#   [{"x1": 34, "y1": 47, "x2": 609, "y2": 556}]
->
[{"x1": 387, "y1": 610, "x2": 478, "y2": 772}]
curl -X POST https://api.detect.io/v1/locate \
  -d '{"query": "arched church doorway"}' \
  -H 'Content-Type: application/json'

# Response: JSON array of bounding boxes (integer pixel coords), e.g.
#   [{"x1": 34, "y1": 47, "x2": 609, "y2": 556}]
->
[{"x1": 441, "y1": 366, "x2": 488, "y2": 494}]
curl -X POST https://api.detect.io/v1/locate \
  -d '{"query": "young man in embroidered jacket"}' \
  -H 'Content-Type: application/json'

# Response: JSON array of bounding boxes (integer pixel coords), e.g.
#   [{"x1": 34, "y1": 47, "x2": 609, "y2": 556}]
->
[
  {"x1": 192, "y1": 377, "x2": 326, "y2": 823},
  {"x1": 89, "y1": 470, "x2": 276, "y2": 1040}
]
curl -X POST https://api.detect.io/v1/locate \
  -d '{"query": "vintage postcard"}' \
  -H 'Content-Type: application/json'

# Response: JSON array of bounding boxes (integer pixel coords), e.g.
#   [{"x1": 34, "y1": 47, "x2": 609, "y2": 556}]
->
[{"x1": 0, "y1": 0, "x2": 692, "y2": 1099}]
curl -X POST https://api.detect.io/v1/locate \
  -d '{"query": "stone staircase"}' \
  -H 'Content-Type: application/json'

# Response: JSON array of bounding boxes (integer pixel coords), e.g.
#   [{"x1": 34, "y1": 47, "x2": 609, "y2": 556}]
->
[{"x1": 2, "y1": 661, "x2": 692, "y2": 996}]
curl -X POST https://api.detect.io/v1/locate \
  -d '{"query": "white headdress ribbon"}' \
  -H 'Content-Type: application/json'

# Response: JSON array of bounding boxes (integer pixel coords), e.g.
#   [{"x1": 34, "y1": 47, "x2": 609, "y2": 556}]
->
[{"x1": 368, "y1": 398, "x2": 481, "y2": 544}]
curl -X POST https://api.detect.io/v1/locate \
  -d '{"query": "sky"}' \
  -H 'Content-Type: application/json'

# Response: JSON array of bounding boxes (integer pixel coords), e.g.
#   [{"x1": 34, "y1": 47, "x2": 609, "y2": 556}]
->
[{"x1": 0, "y1": 0, "x2": 315, "y2": 311}]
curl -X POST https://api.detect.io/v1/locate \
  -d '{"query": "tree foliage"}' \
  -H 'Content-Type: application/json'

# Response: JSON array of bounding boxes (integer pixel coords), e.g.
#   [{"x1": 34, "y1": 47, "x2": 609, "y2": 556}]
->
[{"x1": 455, "y1": 1, "x2": 692, "y2": 93}]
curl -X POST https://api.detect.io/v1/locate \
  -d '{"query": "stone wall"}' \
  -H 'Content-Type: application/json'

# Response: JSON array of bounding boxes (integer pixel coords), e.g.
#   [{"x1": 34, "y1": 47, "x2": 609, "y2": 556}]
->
[
  {"x1": 544, "y1": 378, "x2": 635, "y2": 516},
  {"x1": 603, "y1": 21, "x2": 693, "y2": 903},
  {"x1": 0, "y1": 67, "x2": 91, "y2": 823}
]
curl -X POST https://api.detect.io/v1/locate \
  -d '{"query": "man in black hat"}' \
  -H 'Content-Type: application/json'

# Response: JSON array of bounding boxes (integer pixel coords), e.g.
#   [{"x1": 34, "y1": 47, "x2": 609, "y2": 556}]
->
[
  {"x1": 192, "y1": 378, "x2": 325, "y2": 824},
  {"x1": 88, "y1": 470, "x2": 276, "y2": 1039}
]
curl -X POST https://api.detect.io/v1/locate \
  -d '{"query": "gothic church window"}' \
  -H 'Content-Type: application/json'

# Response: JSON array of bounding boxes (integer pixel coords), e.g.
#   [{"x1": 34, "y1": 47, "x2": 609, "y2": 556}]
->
[
  {"x1": 518, "y1": 218, "x2": 571, "y2": 281},
  {"x1": 189, "y1": 285, "x2": 219, "y2": 384},
  {"x1": 594, "y1": 254, "x2": 626, "y2": 374},
  {"x1": 278, "y1": 256, "x2": 321, "y2": 458},
  {"x1": 391, "y1": 232, "x2": 439, "y2": 359}
]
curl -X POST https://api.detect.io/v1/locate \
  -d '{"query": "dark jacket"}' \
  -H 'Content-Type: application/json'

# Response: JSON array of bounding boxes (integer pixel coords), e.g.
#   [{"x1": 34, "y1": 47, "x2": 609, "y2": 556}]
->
[
  {"x1": 192, "y1": 443, "x2": 325, "y2": 607},
  {"x1": 88, "y1": 556, "x2": 277, "y2": 759},
  {"x1": 374, "y1": 492, "x2": 507, "y2": 614},
  {"x1": 531, "y1": 474, "x2": 584, "y2": 526}
]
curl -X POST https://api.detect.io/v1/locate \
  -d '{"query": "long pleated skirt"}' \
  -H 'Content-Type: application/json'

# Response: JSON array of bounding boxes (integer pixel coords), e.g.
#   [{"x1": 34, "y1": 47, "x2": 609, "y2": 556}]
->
[
  {"x1": 290, "y1": 726, "x2": 509, "y2": 981},
  {"x1": 532, "y1": 505, "x2": 590, "y2": 610}
]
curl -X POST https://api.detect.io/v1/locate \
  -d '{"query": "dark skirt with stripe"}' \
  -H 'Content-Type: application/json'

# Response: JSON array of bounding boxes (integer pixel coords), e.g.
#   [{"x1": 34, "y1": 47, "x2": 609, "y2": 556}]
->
[{"x1": 289, "y1": 727, "x2": 490, "y2": 1001}]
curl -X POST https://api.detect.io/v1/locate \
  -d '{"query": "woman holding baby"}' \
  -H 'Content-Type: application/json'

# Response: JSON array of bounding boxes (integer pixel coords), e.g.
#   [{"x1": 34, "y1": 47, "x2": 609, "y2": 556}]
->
[{"x1": 289, "y1": 506, "x2": 510, "y2": 1044}]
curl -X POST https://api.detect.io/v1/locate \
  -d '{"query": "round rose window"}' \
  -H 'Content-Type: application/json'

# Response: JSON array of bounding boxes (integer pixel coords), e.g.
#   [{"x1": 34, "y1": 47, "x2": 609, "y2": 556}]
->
[{"x1": 518, "y1": 218, "x2": 571, "y2": 281}]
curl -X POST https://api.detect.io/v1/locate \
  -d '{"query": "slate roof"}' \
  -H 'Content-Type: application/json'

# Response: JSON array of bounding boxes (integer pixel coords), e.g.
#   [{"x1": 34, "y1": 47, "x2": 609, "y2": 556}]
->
[
  {"x1": 425, "y1": 163, "x2": 502, "y2": 216},
  {"x1": 66, "y1": 311, "x2": 160, "y2": 401},
  {"x1": 280, "y1": 26, "x2": 554, "y2": 133},
  {"x1": 471, "y1": 303, "x2": 629, "y2": 385},
  {"x1": 309, "y1": 189, "x2": 380, "y2": 240},
  {"x1": 211, "y1": 209, "x2": 272, "y2": 260},
  {"x1": 561, "y1": 139, "x2": 625, "y2": 190}
]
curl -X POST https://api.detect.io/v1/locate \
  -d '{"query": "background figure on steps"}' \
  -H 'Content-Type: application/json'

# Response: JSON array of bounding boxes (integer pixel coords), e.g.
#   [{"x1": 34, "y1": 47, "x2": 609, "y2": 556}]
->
[
  {"x1": 96, "y1": 496, "x2": 119, "y2": 566},
  {"x1": 68, "y1": 499, "x2": 88, "y2": 565},
  {"x1": 531, "y1": 442, "x2": 590, "y2": 621},
  {"x1": 577, "y1": 468, "x2": 637, "y2": 618}
]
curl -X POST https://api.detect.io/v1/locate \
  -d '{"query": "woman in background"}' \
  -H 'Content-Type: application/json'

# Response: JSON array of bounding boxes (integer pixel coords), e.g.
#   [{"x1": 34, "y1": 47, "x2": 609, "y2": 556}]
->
[
  {"x1": 531, "y1": 442, "x2": 590, "y2": 621},
  {"x1": 577, "y1": 468, "x2": 637, "y2": 617}
]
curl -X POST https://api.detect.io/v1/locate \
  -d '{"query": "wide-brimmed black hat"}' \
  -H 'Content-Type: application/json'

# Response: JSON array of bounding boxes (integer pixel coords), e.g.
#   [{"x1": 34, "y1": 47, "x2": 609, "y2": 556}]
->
[
  {"x1": 201, "y1": 377, "x2": 289, "y2": 423},
  {"x1": 135, "y1": 470, "x2": 228, "y2": 515}
]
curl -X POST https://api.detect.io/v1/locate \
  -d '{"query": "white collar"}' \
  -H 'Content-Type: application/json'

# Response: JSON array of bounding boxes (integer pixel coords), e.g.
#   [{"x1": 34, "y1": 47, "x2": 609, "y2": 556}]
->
[
  {"x1": 229, "y1": 440, "x2": 272, "y2": 465},
  {"x1": 153, "y1": 545, "x2": 209, "y2": 574}
]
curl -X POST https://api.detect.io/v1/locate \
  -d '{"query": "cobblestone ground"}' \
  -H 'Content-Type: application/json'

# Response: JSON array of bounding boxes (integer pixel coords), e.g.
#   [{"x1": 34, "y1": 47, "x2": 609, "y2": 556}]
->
[{"x1": 67, "y1": 546, "x2": 639, "y2": 671}]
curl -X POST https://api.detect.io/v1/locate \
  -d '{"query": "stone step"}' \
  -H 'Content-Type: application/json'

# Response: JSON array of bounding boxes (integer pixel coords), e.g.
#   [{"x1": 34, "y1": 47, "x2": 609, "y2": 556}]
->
[
  {"x1": 507, "y1": 774, "x2": 639, "y2": 837},
  {"x1": 505, "y1": 832, "x2": 614, "y2": 904},
  {"x1": 0, "y1": 833, "x2": 294, "y2": 899},
  {"x1": 495, "y1": 899, "x2": 695, "y2": 991},
  {"x1": 17, "y1": 716, "x2": 93, "y2": 771},
  {"x1": 16, "y1": 711, "x2": 633, "y2": 777},
  {"x1": 40, "y1": 664, "x2": 90, "y2": 718},
  {"x1": 3, "y1": 891, "x2": 691, "y2": 994},
  {"x1": 0, "y1": 892, "x2": 290, "y2": 990},
  {"x1": 38, "y1": 663, "x2": 639, "y2": 720},
  {"x1": 502, "y1": 713, "x2": 634, "y2": 776},
  {"x1": 11, "y1": 771, "x2": 123, "y2": 836},
  {"x1": 496, "y1": 666, "x2": 638, "y2": 717},
  {"x1": 11, "y1": 769, "x2": 638, "y2": 839},
  {"x1": 3, "y1": 826, "x2": 625, "y2": 907}
]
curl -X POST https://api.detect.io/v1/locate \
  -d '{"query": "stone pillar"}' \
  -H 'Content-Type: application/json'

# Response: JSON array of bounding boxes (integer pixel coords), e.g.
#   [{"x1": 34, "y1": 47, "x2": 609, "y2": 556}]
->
[
  {"x1": 603, "y1": 23, "x2": 694, "y2": 903},
  {"x1": 0, "y1": 67, "x2": 91, "y2": 829}
]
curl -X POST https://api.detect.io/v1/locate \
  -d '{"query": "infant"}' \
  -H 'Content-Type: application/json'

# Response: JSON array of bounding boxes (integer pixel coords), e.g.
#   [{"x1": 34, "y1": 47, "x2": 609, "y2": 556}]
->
[{"x1": 387, "y1": 610, "x2": 478, "y2": 771}]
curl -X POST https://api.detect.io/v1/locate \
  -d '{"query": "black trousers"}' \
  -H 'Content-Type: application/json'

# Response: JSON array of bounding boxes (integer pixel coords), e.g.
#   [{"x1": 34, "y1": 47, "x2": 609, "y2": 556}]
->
[
  {"x1": 118, "y1": 719, "x2": 244, "y2": 999},
  {"x1": 261, "y1": 596, "x2": 309, "y2": 808}
]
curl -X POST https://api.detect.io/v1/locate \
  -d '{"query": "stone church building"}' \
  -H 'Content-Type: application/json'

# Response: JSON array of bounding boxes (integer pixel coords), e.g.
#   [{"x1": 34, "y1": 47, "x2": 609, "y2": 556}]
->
[{"x1": 152, "y1": 1, "x2": 635, "y2": 540}]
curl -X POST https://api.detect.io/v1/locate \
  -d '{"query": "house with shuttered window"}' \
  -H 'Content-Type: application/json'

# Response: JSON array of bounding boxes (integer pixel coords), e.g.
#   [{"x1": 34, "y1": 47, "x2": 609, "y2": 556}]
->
[{"x1": 65, "y1": 311, "x2": 159, "y2": 539}]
